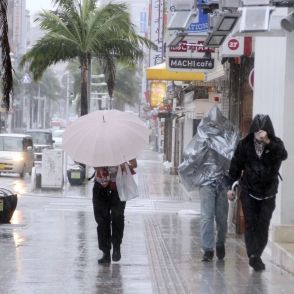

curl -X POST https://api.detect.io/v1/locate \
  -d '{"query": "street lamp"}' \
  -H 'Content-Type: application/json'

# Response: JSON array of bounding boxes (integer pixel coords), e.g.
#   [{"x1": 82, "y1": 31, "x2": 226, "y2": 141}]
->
[
  {"x1": 166, "y1": 0, "x2": 197, "y2": 47},
  {"x1": 166, "y1": 32, "x2": 187, "y2": 47},
  {"x1": 204, "y1": 12, "x2": 240, "y2": 47},
  {"x1": 167, "y1": 0, "x2": 197, "y2": 31},
  {"x1": 168, "y1": 10, "x2": 198, "y2": 31}
]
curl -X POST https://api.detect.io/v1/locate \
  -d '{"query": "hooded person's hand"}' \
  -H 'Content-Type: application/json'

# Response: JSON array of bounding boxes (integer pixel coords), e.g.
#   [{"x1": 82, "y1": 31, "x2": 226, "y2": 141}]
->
[
  {"x1": 227, "y1": 190, "x2": 236, "y2": 201},
  {"x1": 256, "y1": 130, "x2": 270, "y2": 144}
]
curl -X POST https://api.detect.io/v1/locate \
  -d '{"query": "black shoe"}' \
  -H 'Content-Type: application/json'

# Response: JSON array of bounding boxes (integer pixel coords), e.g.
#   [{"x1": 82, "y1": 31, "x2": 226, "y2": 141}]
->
[
  {"x1": 202, "y1": 250, "x2": 214, "y2": 262},
  {"x1": 112, "y1": 247, "x2": 121, "y2": 262},
  {"x1": 249, "y1": 256, "x2": 265, "y2": 271},
  {"x1": 98, "y1": 251, "x2": 111, "y2": 264},
  {"x1": 216, "y1": 245, "x2": 225, "y2": 260}
]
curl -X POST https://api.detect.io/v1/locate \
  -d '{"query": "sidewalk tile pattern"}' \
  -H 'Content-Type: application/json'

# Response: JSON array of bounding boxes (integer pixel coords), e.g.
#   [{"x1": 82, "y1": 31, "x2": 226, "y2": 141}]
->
[{"x1": 0, "y1": 149, "x2": 294, "y2": 293}]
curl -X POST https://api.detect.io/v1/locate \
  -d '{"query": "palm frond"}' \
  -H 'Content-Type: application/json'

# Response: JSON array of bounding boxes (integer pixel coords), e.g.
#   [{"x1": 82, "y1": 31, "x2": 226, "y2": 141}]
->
[
  {"x1": 21, "y1": 35, "x2": 79, "y2": 80},
  {"x1": 21, "y1": 0, "x2": 154, "y2": 115},
  {"x1": 51, "y1": 0, "x2": 80, "y2": 12}
]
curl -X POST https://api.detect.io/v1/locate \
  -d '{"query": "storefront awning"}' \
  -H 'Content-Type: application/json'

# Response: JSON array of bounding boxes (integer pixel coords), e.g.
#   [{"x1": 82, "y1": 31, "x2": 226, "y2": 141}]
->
[
  {"x1": 146, "y1": 63, "x2": 205, "y2": 81},
  {"x1": 205, "y1": 64, "x2": 225, "y2": 82}
]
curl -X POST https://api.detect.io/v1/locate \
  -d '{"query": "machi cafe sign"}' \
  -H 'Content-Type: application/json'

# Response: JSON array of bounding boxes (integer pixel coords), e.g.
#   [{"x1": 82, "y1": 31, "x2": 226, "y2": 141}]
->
[
  {"x1": 166, "y1": 36, "x2": 216, "y2": 72},
  {"x1": 169, "y1": 57, "x2": 214, "y2": 70}
]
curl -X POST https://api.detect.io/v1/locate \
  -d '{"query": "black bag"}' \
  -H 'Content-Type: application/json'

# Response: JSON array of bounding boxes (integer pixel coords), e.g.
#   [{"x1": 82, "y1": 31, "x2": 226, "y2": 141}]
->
[{"x1": 0, "y1": 188, "x2": 18, "y2": 223}]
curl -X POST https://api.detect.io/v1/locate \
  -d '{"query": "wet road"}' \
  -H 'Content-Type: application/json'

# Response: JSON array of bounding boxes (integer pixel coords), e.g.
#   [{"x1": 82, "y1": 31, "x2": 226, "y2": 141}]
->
[{"x1": 1, "y1": 149, "x2": 294, "y2": 293}]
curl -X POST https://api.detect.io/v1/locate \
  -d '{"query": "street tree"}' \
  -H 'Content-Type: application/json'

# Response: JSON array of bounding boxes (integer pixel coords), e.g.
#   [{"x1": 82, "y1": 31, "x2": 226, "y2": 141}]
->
[
  {"x1": 21, "y1": 0, "x2": 154, "y2": 116},
  {"x1": 12, "y1": 68, "x2": 62, "y2": 129},
  {"x1": 113, "y1": 64, "x2": 141, "y2": 110}
]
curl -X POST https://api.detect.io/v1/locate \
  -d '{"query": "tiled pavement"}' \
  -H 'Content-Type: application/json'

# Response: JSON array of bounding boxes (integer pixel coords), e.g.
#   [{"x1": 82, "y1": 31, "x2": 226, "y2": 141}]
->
[{"x1": 1, "y1": 149, "x2": 294, "y2": 293}]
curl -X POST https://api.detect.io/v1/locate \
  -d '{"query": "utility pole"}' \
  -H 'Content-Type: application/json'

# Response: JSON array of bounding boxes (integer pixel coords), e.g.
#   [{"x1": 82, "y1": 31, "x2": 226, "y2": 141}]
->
[
  {"x1": 21, "y1": 73, "x2": 31, "y2": 129},
  {"x1": 65, "y1": 73, "x2": 70, "y2": 125},
  {"x1": 90, "y1": 74, "x2": 107, "y2": 110},
  {"x1": 37, "y1": 83, "x2": 41, "y2": 128}
]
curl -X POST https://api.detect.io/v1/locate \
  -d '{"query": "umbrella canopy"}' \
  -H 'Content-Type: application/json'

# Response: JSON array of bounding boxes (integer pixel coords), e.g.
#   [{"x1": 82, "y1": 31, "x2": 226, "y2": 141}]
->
[{"x1": 62, "y1": 110, "x2": 149, "y2": 167}]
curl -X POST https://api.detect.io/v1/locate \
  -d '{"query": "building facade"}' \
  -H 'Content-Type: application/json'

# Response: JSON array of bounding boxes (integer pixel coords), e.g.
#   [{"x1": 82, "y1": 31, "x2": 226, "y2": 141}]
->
[{"x1": 7, "y1": 0, "x2": 30, "y2": 58}]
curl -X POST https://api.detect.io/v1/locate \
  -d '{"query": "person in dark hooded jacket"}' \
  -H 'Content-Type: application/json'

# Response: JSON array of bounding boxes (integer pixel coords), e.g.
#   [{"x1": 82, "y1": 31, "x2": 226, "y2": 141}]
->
[{"x1": 227, "y1": 114, "x2": 287, "y2": 271}]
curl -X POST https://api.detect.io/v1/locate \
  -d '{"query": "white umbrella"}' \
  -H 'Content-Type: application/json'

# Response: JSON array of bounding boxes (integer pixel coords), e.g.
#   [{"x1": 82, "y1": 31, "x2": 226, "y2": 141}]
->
[{"x1": 62, "y1": 110, "x2": 149, "y2": 167}]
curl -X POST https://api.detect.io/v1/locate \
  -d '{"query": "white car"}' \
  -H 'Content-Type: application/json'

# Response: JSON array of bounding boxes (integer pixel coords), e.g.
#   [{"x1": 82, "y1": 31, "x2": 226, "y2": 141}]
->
[
  {"x1": 52, "y1": 129, "x2": 65, "y2": 149},
  {"x1": 0, "y1": 134, "x2": 34, "y2": 178}
]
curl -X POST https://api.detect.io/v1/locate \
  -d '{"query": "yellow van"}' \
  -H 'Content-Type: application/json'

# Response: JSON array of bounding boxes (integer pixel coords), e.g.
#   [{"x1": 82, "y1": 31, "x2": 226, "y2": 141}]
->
[{"x1": 0, "y1": 134, "x2": 34, "y2": 178}]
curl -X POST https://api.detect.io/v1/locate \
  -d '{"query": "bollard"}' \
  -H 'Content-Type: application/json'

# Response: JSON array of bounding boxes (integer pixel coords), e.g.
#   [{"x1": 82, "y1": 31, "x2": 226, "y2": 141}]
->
[
  {"x1": 30, "y1": 166, "x2": 36, "y2": 192},
  {"x1": 0, "y1": 188, "x2": 18, "y2": 223}
]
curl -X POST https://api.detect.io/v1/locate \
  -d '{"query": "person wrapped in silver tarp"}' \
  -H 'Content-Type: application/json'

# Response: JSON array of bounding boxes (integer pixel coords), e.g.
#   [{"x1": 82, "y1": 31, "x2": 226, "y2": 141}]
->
[{"x1": 178, "y1": 106, "x2": 239, "y2": 262}]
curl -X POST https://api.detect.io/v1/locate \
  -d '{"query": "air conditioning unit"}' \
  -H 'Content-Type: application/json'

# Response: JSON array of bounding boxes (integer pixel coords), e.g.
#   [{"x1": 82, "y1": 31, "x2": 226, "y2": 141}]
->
[
  {"x1": 242, "y1": 0, "x2": 271, "y2": 5},
  {"x1": 239, "y1": 6, "x2": 274, "y2": 32},
  {"x1": 219, "y1": 0, "x2": 242, "y2": 8},
  {"x1": 231, "y1": 6, "x2": 288, "y2": 36}
]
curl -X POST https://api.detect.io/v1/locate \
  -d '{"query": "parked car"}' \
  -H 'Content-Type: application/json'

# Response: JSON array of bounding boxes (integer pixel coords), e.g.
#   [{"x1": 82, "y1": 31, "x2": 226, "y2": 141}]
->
[
  {"x1": 52, "y1": 129, "x2": 64, "y2": 149},
  {"x1": 25, "y1": 129, "x2": 54, "y2": 163},
  {"x1": 0, "y1": 134, "x2": 34, "y2": 178}
]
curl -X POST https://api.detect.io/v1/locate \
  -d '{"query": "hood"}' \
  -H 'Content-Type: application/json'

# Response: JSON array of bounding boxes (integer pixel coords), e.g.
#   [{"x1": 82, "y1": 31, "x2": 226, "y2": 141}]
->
[
  {"x1": 197, "y1": 105, "x2": 233, "y2": 138},
  {"x1": 248, "y1": 114, "x2": 275, "y2": 137}
]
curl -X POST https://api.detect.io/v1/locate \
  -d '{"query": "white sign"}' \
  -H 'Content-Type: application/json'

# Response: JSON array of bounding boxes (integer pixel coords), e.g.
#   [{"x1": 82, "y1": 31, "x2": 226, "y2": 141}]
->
[
  {"x1": 41, "y1": 149, "x2": 64, "y2": 189},
  {"x1": 220, "y1": 36, "x2": 245, "y2": 57},
  {"x1": 22, "y1": 73, "x2": 31, "y2": 84}
]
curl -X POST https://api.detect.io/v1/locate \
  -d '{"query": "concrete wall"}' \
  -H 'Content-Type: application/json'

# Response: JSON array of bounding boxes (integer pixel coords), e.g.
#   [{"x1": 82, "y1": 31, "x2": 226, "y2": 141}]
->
[{"x1": 254, "y1": 35, "x2": 294, "y2": 224}]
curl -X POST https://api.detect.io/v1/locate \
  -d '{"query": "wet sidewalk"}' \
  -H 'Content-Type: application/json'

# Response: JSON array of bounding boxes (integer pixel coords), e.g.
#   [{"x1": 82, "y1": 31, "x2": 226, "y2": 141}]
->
[{"x1": 1, "y1": 149, "x2": 294, "y2": 294}]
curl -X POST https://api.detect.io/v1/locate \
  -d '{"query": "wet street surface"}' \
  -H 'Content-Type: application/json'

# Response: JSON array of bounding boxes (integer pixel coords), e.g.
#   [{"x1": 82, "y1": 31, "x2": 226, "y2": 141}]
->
[{"x1": 1, "y1": 149, "x2": 294, "y2": 293}]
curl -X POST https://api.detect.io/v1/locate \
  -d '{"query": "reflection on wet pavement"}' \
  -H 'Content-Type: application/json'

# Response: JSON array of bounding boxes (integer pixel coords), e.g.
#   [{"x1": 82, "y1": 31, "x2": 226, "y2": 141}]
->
[{"x1": 0, "y1": 149, "x2": 294, "y2": 293}]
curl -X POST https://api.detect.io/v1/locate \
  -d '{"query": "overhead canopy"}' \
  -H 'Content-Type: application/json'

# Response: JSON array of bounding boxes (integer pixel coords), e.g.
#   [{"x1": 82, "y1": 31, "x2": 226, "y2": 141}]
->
[
  {"x1": 146, "y1": 62, "x2": 205, "y2": 81},
  {"x1": 205, "y1": 64, "x2": 225, "y2": 82}
]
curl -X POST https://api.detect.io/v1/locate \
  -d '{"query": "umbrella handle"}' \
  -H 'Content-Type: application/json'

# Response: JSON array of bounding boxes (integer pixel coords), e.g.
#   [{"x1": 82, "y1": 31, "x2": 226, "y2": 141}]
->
[
  {"x1": 229, "y1": 181, "x2": 239, "y2": 202},
  {"x1": 232, "y1": 181, "x2": 239, "y2": 192}
]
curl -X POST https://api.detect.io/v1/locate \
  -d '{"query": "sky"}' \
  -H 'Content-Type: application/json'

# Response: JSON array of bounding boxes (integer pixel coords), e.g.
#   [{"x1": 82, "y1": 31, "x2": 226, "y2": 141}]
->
[{"x1": 26, "y1": 0, "x2": 54, "y2": 15}]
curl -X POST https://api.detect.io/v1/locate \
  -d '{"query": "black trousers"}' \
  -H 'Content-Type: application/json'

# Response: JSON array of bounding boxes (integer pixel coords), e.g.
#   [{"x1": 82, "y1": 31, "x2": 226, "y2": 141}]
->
[
  {"x1": 92, "y1": 182, "x2": 126, "y2": 252},
  {"x1": 240, "y1": 189, "x2": 276, "y2": 258}
]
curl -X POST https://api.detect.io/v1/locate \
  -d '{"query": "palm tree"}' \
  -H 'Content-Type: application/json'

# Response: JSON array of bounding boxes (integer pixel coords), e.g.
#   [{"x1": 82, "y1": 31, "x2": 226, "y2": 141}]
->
[
  {"x1": 113, "y1": 64, "x2": 141, "y2": 110},
  {"x1": 0, "y1": 0, "x2": 13, "y2": 110},
  {"x1": 21, "y1": 0, "x2": 153, "y2": 116}
]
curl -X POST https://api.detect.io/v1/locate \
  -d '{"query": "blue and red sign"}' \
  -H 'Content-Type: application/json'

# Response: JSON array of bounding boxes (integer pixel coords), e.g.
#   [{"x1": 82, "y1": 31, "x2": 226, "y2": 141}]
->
[{"x1": 187, "y1": 0, "x2": 209, "y2": 34}]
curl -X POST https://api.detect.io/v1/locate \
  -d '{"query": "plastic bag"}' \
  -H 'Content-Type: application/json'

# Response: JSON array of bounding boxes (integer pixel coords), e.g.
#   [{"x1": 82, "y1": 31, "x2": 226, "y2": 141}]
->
[
  {"x1": 178, "y1": 106, "x2": 239, "y2": 191},
  {"x1": 116, "y1": 164, "x2": 139, "y2": 201}
]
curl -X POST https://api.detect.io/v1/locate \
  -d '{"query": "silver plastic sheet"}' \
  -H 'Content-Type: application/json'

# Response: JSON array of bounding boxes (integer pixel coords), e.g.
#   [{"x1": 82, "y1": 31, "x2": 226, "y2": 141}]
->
[{"x1": 178, "y1": 106, "x2": 239, "y2": 191}]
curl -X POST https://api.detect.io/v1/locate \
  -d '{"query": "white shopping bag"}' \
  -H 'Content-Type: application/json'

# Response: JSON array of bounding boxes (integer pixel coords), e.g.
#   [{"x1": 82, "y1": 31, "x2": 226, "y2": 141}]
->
[{"x1": 116, "y1": 164, "x2": 139, "y2": 201}]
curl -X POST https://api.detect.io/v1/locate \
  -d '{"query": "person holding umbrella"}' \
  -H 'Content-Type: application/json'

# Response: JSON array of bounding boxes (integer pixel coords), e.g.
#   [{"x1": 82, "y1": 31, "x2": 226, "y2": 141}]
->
[
  {"x1": 227, "y1": 114, "x2": 287, "y2": 271},
  {"x1": 92, "y1": 159, "x2": 137, "y2": 264},
  {"x1": 62, "y1": 110, "x2": 149, "y2": 264}
]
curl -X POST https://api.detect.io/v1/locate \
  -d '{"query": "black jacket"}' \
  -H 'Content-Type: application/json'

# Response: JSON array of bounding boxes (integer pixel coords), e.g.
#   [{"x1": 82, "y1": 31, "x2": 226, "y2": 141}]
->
[{"x1": 229, "y1": 115, "x2": 287, "y2": 198}]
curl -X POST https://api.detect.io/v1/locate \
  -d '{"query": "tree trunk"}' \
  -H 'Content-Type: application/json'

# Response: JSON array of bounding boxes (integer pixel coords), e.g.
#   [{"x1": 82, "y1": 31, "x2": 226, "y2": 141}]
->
[
  {"x1": 0, "y1": 0, "x2": 13, "y2": 111},
  {"x1": 80, "y1": 56, "x2": 88, "y2": 116},
  {"x1": 87, "y1": 54, "x2": 92, "y2": 112}
]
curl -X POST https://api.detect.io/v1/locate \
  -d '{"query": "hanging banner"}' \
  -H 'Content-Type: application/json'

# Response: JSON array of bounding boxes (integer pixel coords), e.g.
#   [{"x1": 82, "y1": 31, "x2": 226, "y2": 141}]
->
[{"x1": 149, "y1": 0, "x2": 164, "y2": 66}]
